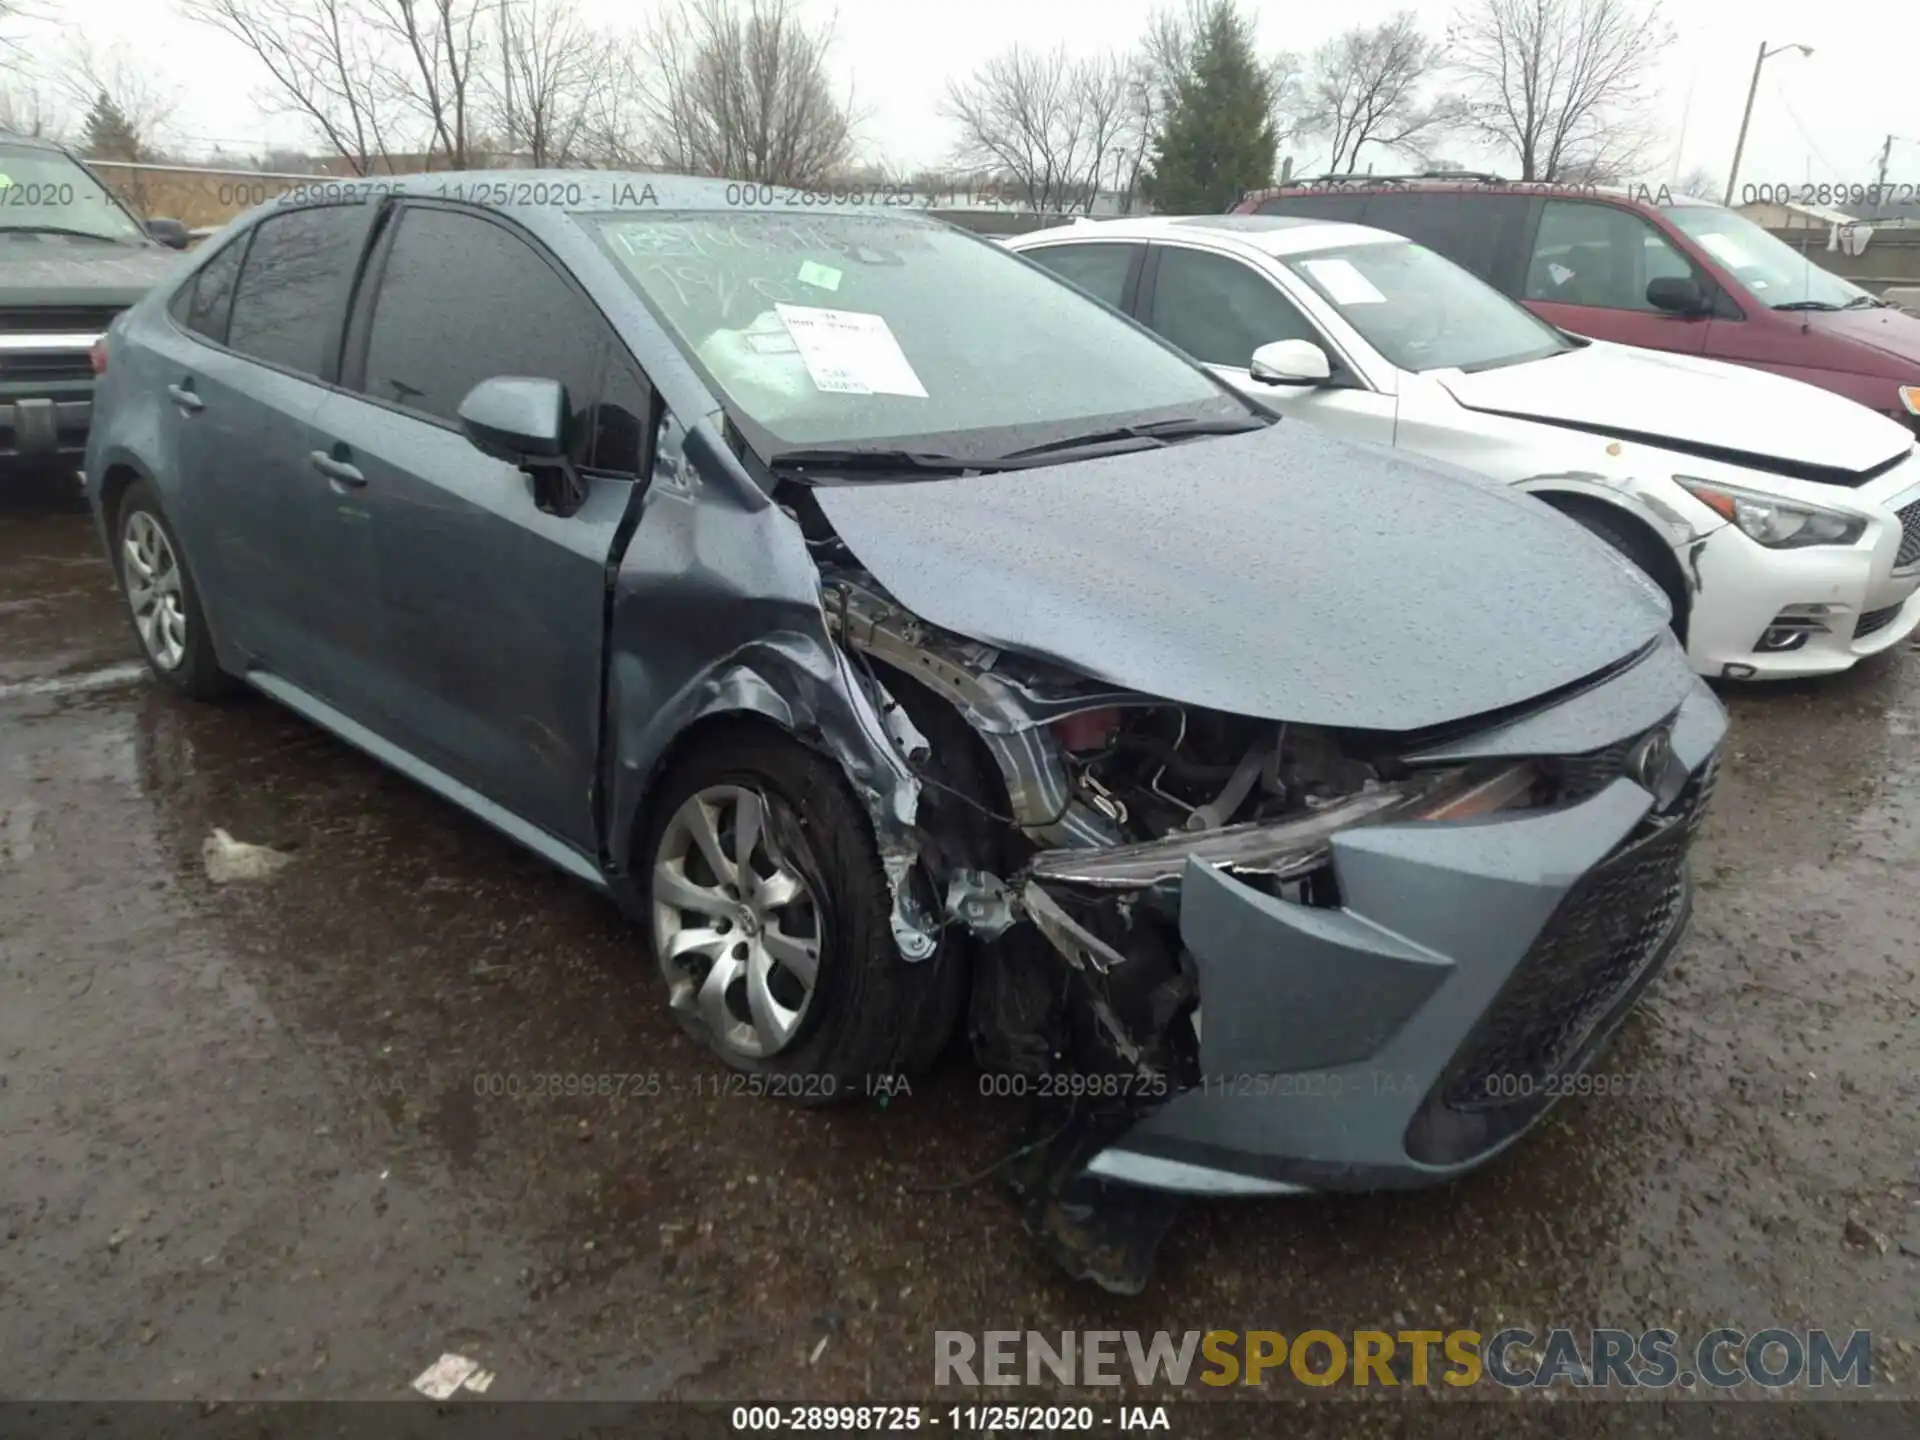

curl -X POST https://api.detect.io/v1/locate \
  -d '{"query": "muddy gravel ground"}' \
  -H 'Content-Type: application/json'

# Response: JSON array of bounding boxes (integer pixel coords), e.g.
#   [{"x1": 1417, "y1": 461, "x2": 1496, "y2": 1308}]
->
[{"x1": 4, "y1": 479, "x2": 1919, "y2": 1425}]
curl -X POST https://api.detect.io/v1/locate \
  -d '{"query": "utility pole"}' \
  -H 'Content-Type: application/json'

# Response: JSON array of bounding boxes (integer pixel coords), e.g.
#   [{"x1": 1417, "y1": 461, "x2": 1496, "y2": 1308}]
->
[
  {"x1": 1877, "y1": 134, "x2": 1893, "y2": 195},
  {"x1": 1724, "y1": 40, "x2": 1814, "y2": 207}
]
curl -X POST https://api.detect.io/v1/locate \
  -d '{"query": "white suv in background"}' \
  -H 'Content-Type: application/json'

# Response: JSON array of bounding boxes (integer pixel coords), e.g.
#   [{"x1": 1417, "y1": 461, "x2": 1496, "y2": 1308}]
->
[{"x1": 1008, "y1": 215, "x2": 1920, "y2": 680}]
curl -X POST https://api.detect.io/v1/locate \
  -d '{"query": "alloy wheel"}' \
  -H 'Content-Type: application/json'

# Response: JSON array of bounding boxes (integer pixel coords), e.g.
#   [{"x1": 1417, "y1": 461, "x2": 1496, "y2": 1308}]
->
[
  {"x1": 122, "y1": 511, "x2": 188, "y2": 672},
  {"x1": 651, "y1": 784, "x2": 824, "y2": 1060}
]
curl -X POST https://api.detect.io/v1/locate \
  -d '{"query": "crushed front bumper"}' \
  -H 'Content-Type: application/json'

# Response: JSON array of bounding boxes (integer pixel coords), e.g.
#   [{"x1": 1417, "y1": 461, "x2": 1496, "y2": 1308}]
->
[{"x1": 1067, "y1": 669, "x2": 1727, "y2": 1197}]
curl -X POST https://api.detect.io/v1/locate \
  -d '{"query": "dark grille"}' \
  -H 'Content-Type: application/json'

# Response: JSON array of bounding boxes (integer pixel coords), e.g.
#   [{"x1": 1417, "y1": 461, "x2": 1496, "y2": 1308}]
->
[
  {"x1": 0, "y1": 305, "x2": 124, "y2": 333},
  {"x1": 1856, "y1": 603, "x2": 1904, "y2": 640},
  {"x1": 1556, "y1": 741, "x2": 1630, "y2": 804},
  {"x1": 1439, "y1": 820, "x2": 1690, "y2": 1112},
  {"x1": 0, "y1": 351, "x2": 93, "y2": 383},
  {"x1": 1896, "y1": 499, "x2": 1920, "y2": 569},
  {"x1": 1404, "y1": 752, "x2": 1716, "y2": 1166}
]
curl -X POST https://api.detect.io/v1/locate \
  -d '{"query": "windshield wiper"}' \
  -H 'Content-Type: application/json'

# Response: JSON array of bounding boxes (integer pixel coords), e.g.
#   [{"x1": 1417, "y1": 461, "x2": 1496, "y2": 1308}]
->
[
  {"x1": 1842, "y1": 293, "x2": 1888, "y2": 310},
  {"x1": 0, "y1": 225, "x2": 130, "y2": 243},
  {"x1": 766, "y1": 447, "x2": 1015, "y2": 478},
  {"x1": 1771, "y1": 299, "x2": 1844, "y2": 312},
  {"x1": 997, "y1": 414, "x2": 1271, "y2": 461}
]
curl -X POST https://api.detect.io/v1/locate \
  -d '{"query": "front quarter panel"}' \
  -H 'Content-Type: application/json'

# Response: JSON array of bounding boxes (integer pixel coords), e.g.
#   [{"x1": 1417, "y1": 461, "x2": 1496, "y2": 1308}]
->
[{"x1": 601, "y1": 411, "x2": 926, "y2": 932}]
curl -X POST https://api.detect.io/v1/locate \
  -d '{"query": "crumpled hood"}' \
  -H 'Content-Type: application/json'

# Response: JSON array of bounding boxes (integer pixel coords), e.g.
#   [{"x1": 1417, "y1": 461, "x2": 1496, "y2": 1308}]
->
[
  {"x1": 1438, "y1": 341, "x2": 1913, "y2": 476},
  {"x1": 814, "y1": 422, "x2": 1670, "y2": 731},
  {"x1": 0, "y1": 238, "x2": 181, "y2": 309}
]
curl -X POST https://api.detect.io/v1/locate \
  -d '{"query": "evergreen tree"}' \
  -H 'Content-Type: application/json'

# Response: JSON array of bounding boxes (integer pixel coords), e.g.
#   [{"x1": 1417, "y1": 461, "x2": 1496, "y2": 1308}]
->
[
  {"x1": 1146, "y1": 1, "x2": 1275, "y2": 213},
  {"x1": 81, "y1": 91, "x2": 143, "y2": 162}
]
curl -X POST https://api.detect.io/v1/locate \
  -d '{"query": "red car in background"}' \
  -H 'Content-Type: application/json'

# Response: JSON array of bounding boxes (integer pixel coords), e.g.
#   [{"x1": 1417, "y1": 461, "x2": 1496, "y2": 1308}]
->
[{"x1": 1235, "y1": 177, "x2": 1920, "y2": 433}]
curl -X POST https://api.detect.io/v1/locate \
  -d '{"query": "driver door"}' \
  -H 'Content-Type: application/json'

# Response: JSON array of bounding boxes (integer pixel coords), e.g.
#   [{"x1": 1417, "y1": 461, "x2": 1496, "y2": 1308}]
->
[
  {"x1": 1135, "y1": 242, "x2": 1396, "y2": 442},
  {"x1": 318, "y1": 201, "x2": 656, "y2": 855}
]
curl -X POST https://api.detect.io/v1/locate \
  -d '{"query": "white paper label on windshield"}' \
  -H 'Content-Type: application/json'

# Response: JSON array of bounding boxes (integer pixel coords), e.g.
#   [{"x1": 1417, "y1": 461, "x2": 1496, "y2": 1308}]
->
[
  {"x1": 1548, "y1": 261, "x2": 1574, "y2": 285},
  {"x1": 774, "y1": 304, "x2": 927, "y2": 397},
  {"x1": 1301, "y1": 257, "x2": 1387, "y2": 305},
  {"x1": 1696, "y1": 232, "x2": 1754, "y2": 269}
]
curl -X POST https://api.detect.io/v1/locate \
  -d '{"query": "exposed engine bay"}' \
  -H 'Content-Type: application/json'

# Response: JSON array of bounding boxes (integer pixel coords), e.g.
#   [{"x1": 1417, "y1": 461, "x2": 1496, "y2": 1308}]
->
[{"x1": 788, "y1": 491, "x2": 1626, "y2": 1293}]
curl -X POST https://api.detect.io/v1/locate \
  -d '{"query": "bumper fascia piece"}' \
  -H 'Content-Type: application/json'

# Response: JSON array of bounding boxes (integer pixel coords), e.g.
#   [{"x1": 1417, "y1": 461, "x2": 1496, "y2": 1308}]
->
[
  {"x1": 1681, "y1": 489, "x2": 1920, "y2": 679},
  {"x1": 1074, "y1": 681, "x2": 1727, "y2": 1198}
]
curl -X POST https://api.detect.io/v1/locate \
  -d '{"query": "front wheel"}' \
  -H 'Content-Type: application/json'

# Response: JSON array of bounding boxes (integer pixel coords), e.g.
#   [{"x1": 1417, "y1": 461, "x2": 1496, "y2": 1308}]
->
[
  {"x1": 641, "y1": 726, "x2": 962, "y2": 1103},
  {"x1": 111, "y1": 479, "x2": 233, "y2": 700}
]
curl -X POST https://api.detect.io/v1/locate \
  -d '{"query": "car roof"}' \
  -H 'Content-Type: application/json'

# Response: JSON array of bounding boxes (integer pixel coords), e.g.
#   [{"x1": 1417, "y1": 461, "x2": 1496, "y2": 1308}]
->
[
  {"x1": 1236, "y1": 177, "x2": 1728, "y2": 216},
  {"x1": 0, "y1": 129, "x2": 70, "y2": 154},
  {"x1": 307, "y1": 169, "x2": 945, "y2": 222},
  {"x1": 1013, "y1": 213, "x2": 1403, "y2": 258}
]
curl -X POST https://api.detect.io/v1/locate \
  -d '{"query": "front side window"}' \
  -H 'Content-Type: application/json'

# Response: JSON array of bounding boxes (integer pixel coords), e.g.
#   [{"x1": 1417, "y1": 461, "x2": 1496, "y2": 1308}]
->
[
  {"x1": 587, "y1": 210, "x2": 1246, "y2": 459},
  {"x1": 0, "y1": 143, "x2": 147, "y2": 244},
  {"x1": 225, "y1": 205, "x2": 367, "y2": 378},
  {"x1": 1147, "y1": 246, "x2": 1319, "y2": 368},
  {"x1": 1286, "y1": 238, "x2": 1572, "y2": 373},
  {"x1": 359, "y1": 207, "x2": 608, "y2": 463},
  {"x1": 1021, "y1": 242, "x2": 1140, "y2": 309},
  {"x1": 1524, "y1": 200, "x2": 1696, "y2": 312},
  {"x1": 1664, "y1": 205, "x2": 1872, "y2": 310}
]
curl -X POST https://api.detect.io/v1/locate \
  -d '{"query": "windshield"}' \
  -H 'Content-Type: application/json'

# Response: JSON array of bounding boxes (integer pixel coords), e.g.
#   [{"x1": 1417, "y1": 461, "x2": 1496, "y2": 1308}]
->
[
  {"x1": 1664, "y1": 206, "x2": 1871, "y2": 309},
  {"x1": 588, "y1": 210, "x2": 1251, "y2": 459},
  {"x1": 0, "y1": 144, "x2": 147, "y2": 243},
  {"x1": 1283, "y1": 239, "x2": 1573, "y2": 373}
]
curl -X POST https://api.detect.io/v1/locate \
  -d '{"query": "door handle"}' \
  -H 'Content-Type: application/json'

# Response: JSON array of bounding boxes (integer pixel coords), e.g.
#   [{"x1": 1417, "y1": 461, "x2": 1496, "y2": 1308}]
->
[
  {"x1": 166, "y1": 382, "x2": 204, "y2": 413},
  {"x1": 309, "y1": 450, "x2": 366, "y2": 487}
]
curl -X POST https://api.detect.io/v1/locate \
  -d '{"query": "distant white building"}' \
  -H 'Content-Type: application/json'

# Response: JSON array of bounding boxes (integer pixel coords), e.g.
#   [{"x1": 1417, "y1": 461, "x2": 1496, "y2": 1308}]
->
[{"x1": 1735, "y1": 198, "x2": 1856, "y2": 229}]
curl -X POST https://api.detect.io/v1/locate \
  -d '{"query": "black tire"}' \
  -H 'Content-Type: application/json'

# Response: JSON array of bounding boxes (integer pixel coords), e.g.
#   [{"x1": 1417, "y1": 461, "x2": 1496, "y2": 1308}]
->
[
  {"x1": 110, "y1": 478, "x2": 235, "y2": 701},
  {"x1": 640, "y1": 723, "x2": 964, "y2": 1104},
  {"x1": 1559, "y1": 500, "x2": 1691, "y2": 643}
]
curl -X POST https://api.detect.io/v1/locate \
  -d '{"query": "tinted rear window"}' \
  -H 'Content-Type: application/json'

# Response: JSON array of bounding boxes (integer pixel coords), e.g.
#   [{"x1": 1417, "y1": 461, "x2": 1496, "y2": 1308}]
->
[
  {"x1": 225, "y1": 205, "x2": 366, "y2": 378},
  {"x1": 1255, "y1": 192, "x2": 1371, "y2": 223},
  {"x1": 172, "y1": 233, "x2": 248, "y2": 345}
]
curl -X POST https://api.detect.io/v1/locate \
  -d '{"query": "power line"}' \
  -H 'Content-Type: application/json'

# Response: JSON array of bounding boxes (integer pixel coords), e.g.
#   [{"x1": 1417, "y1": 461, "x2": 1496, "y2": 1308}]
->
[{"x1": 1767, "y1": 75, "x2": 1843, "y2": 178}]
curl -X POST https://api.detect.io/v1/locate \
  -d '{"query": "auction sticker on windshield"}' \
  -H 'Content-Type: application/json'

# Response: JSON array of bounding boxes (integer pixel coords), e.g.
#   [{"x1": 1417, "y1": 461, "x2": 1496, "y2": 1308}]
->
[{"x1": 774, "y1": 303, "x2": 928, "y2": 397}]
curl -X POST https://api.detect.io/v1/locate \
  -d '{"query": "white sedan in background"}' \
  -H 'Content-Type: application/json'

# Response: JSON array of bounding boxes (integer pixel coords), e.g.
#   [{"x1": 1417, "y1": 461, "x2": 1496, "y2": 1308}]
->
[{"x1": 1008, "y1": 215, "x2": 1920, "y2": 680}]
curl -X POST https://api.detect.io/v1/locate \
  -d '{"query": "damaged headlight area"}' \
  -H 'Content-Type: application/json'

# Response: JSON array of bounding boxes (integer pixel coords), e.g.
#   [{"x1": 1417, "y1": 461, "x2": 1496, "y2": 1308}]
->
[{"x1": 819, "y1": 562, "x2": 1553, "y2": 1088}]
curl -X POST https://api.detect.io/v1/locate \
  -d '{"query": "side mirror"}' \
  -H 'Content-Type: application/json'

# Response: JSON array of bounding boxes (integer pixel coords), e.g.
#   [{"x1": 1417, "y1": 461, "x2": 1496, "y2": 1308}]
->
[
  {"x1": 457, "y1": 376, "x2": 568, "y2": 463},
  {"x1": 144, "y1": 217, "x2": 190, "y2": 250},
  {"x1": 1249, "y1": 338, "x2": 1332, "y2": 385},
  {"x1": 1647, "y1": 275, "x2": 1709, "y2": 316}
]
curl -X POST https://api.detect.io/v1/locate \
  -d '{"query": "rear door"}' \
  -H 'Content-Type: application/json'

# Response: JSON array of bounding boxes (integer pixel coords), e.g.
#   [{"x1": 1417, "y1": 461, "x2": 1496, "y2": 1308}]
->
[
  {"x1": 1135, "y1": 241, "x2": 1396, "y2": 440},
  {"x1": 1519, "y1": 199, "x2": 1711, "y2": 355},
  {"x1": 150, "y1": 201, "x2": 381, "y2": 700},
  {"x1": 316, "y1": 201, "x2": 654, "y2": 853}
]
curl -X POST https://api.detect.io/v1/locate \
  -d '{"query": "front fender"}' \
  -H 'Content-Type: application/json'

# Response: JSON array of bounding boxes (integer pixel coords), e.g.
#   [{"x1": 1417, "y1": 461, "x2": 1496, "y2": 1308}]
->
[
  {"x1": 599, "y1": 412, "x2": 933, "y2": 958},
  {"x1": 1516, "y1": 474, "x2": 1718, "y2": 550}
]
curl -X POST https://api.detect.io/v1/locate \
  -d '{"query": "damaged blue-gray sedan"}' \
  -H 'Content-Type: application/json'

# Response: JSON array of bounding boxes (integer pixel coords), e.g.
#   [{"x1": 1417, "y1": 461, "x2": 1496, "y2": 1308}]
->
[{"x1": 82, "y1": 176, "x2": 1727, "y2": 1293}]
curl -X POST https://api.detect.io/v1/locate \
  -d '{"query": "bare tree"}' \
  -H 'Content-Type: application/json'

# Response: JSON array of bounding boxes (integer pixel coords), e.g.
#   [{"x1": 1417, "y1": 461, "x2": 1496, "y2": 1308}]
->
[
  {"x1": 179, "y1": 0, "x2": 402, "y2": 175},
  {"x1": 942, "y1": 44, "x2": 1135, "y2": 213},
  {"x1": 1447, "y1": 0, "x2": 1670, "y2": 182},
  {"x1": 366, "y1": 0, "x2": 486, "y2": 167},
  {"x1": 0, "y1": 0, "x2": 36, "y2": 61},
  {"x1": 1299, "y1": 13, "x2": 1454, "y2": 173},
  {"x1": 1674, "y1": 164, "x2": 1719, "y2": 200},
  {"x1": 484, "y1": 0, "x2": 604, "y2": 166},
  {"x1": 618, "y1": 0, "x2": 855, "y2": 186},
  {"x1": 0, "y1": 79, "x2": 61, "y2": 138}
]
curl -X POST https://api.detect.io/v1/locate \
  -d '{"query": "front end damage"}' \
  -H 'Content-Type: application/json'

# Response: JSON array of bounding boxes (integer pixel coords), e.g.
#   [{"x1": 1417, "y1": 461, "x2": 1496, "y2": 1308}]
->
[{"x1": 819, "y1": 560, "x2": 1727, "y2": 1293}]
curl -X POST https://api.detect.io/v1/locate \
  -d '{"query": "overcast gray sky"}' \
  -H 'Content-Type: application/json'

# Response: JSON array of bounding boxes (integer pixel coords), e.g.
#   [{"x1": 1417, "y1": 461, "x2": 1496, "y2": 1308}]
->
[{"x1": 12, "y1": 0, "x2": 1917, "y2": 192}]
